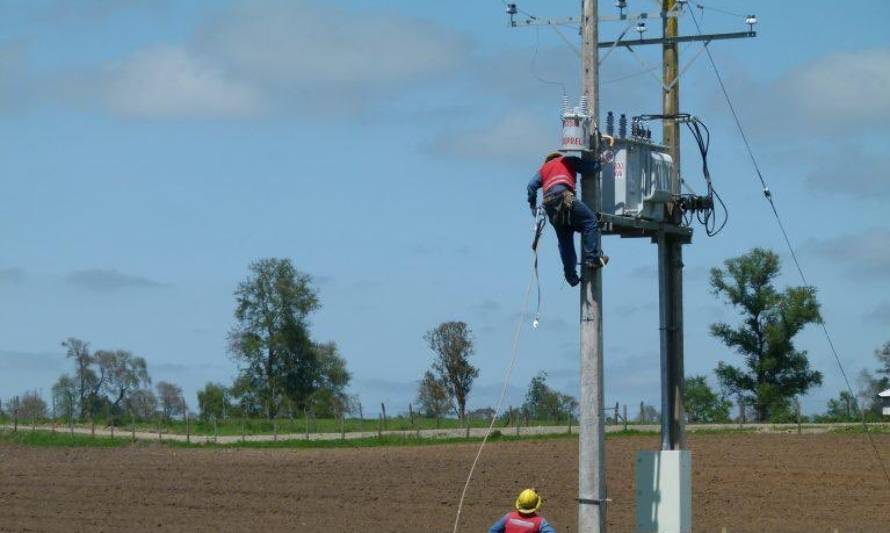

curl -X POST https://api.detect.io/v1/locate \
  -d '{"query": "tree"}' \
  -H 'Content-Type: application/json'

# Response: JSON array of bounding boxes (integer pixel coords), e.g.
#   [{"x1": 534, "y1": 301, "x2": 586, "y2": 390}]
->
[
  {"x1": 197, "y1": 383, "x2": 231, "y2": 421},
  {"x1": 521, "y1": 372, "x2": 578, "y2": 421},
  {"x1": 228, "y1": 258, "x2": 324, "y2": 418},
  {"x1": 18, "y1": 391, "x2": 47, "y2": 420},
  {"x1": 125, "y1": 389, "x2": 158, "y2": 420},
  {"x1": 417, "y1": 370, "x2": 452, "y2": 419},
  {"x1": 52, "y1": 375, "x2": 79, "y2": 421},
  {"x1": 710, "y1": 248, "x2": 823, "y2": 421},
  {"x1": 156, "y1": 381, "x2": 186, "y2": 420},
  {"x1": 94, "y1": 350, "x2": 151, "y2": 410},
  {"x1": 304, "y1": 342, "x2": 351, "y2": 418},
  {"x1": 684, "y1": 375, "x2": 732, "y2": 423},
  {"x1": 62, "y1": 337, "x2": 97, "y2": 419},
  {"x1": 424, "y1": 321, "x2": 479, "y2": 420},
  {"x1": 638, "y1": 403, "x2": 659, "y2": 423},
  {"x1": 823, "y1": 390, "x2": 860, "y2": 422}
]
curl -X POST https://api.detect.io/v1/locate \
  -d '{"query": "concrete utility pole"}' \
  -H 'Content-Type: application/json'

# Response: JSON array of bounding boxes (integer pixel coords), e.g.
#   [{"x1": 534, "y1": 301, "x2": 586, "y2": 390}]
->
[
  {"x1": 578, "y1": 1, "x2": 606, "y2": 531},
  {"x1": 658, "y1": 0, "x2": 686, "y2": 451}
]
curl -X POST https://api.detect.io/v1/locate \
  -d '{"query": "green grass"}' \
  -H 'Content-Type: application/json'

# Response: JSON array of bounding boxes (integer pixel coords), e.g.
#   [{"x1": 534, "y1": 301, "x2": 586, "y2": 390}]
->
[
  {"x1": 13, "y1": 416, "x2": 588, "y2": 437},
  {"x1": 829, "y1": 423, "x2": 890, "y2": 435},
  {"x1": 0, "y1": 427, "x2": 588, "y2": 449}
]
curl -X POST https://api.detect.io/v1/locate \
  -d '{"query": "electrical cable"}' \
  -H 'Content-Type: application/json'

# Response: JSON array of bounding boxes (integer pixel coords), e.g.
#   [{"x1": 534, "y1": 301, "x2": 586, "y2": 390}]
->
[
  {"x1": 531, "y1": 25, "x2": 567, "y2": 94},
  {"x1": 451, "y1": 229, "x2": 540, "y2": 533},
  {"x1": 687, "y1": 6, "x2": 890, "y2": 490}
]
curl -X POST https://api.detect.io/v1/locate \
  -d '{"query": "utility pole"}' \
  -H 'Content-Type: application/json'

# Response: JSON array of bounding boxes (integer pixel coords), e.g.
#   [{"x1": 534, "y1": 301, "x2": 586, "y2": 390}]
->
[
  {"x1": 659, "y1": 0, "x2": 686, "y2": 451},
  {"x1": 578, "y1": 1, "x2": 606, "y2": 531},
  {"x1": 507, "y1": 1, "x2": 755, "y2": 531}
]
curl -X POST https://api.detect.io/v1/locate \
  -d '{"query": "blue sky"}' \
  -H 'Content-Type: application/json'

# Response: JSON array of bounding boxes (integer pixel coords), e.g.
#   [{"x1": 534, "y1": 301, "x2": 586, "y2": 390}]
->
[{"x1": 1, "y1": 0, "x2": 889, "y2": 417}]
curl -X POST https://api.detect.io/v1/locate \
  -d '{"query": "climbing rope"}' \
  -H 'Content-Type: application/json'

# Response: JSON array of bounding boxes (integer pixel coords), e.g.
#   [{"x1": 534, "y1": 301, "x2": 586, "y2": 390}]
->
[{"x1": 451, "y1": 212, "x2": 546, "y2": 532}]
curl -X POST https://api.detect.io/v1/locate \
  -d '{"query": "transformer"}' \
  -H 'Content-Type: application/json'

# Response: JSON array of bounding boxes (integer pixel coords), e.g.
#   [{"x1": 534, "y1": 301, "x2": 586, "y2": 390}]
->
[
  {"x1": 601, "y1": 138, "x2": 674, "y2": 221},
  {"x1": 560, "y1": 95, "x2": 591, "y2": 154}
]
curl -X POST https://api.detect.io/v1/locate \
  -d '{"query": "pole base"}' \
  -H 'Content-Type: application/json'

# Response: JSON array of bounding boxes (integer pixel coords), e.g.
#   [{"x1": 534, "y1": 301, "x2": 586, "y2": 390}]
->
[{"x1": 635, "y1": 450, "x2": 691, "y2": 533}]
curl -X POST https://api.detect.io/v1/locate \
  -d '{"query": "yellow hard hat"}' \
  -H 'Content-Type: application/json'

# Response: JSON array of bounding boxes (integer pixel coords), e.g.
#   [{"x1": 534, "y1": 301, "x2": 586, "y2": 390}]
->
[
  {"x1": 515, "y1": 488, "x2": 543, "y2": 515},
  {"x1": 544, "y1": 151, "x2": 563, "y2": 162}
]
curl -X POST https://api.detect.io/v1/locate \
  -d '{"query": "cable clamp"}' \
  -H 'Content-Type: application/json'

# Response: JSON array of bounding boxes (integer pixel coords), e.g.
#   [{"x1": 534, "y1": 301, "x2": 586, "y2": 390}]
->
[{"x1": 577, "y1": 497, "x2": 612, "y2": 506}]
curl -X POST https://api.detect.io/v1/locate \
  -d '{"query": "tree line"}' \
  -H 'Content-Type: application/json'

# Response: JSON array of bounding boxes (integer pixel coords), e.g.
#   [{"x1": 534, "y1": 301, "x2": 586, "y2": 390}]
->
[{"x1": 2, "y1": 250, "x2": 887, "y2": 426}]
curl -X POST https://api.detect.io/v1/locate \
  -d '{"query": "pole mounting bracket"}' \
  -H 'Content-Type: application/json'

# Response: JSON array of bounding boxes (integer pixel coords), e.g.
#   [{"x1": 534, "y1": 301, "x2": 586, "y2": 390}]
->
[{"x1": 577, "y1": 497, "x2": 613, "y2": 505}]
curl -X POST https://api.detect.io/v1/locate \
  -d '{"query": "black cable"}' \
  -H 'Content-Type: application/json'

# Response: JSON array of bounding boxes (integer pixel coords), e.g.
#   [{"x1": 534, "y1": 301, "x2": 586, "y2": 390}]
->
[{"x1": 688, "y1": 6, "x2": 890, "y2": 489}]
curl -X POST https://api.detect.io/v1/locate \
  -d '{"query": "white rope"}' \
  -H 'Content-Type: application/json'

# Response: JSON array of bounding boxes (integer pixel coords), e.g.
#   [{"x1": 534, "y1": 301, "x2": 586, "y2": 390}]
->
[{"x1": 451, "y1": 245, "x2": 538, "y2": 533}]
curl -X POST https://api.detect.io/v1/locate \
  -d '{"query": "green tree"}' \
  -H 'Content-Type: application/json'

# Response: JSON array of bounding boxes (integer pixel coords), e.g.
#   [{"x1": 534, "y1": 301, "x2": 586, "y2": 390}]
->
[
  {"x1": 52, "y1": 375, "x2": 79, "y2": 421},
  {"x1": 684, "y1": 375, "x2": 732, "y2": 423},
  {"x1": 822, "y1": 390, "x2": 860, "y2": 421},
  {"x1": 156, "y1": 381, "x2": 186, "y2": 420},
  {"x1": 62, "y1": 337, "x2": 96, "y2": 419},
  {"x1": 710, "y1": 248, "x2": 823, "y2": 421},
  {"x1": 305, "y1": 342, "x2": 351, "y2": 418},
  {"x1": 416, "y1": 370, "x2": 451, "y2": 418},
  {"x1": 197, "y1": 383, "x2": 231, "y2": 421},
  {"x1": 125, "y1": 388, "x2": 158, "y2": 420},
  {"x1": 521, "y1": 372, "x2": 578, "y2": 421},
  {"x1": 424, "y1": 321, "x2": 479, "y2": 421},
  {"x1": 94, "y1": 350, "x2": 151, "y2": 411},
  {"x1": 228, "y1": 258, "x2": 324, "y2": 418}
]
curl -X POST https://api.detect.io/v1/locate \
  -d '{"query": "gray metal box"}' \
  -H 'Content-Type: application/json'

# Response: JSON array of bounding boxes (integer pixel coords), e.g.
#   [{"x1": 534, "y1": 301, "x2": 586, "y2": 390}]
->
[{"x1": 602, "y1": 139, "x2": 674, "y2": 221}]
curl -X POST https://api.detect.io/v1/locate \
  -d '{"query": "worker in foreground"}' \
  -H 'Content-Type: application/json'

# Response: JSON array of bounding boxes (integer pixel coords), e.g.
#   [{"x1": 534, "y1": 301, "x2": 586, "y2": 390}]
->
[
  {"x1": 488, "y1": 488, "x2": 557, "y2": 533},
  {"x1": 527, "y1": 151, "x2": 608, "y2": 287}
]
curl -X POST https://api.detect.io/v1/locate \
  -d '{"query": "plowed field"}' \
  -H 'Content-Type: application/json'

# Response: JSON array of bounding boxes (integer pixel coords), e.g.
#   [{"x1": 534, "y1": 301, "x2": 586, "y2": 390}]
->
[{"x1": 2, "y1": 433, "x2": 889, "y2": 532}]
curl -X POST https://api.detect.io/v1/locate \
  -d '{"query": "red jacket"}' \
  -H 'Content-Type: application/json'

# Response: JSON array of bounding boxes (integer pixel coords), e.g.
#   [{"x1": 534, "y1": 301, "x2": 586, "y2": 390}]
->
[
  {"x1": 504, "y1": 511, "x2": 544, "y2": 533},
  {"x1": 539, "y1": 156, "x2": 576, "y2": 193}
]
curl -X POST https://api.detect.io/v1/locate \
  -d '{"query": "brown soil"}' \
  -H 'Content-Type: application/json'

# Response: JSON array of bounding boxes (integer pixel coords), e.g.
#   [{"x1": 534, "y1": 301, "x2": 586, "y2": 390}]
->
[{"x1": 1, "y1": 433, "x2": 889, "y2": 532}]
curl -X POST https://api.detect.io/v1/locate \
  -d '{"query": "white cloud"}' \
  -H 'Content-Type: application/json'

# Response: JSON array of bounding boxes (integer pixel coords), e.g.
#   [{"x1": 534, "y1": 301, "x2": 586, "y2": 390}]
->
[
  {"x1": 201, "y1": 1, "x2": 469, "y2": 89},
  {"x1": 776, "y1": 48, "x2": 890, "y2": 125},
  {"x1": 431, "y1": 112, "x2": 554, "y2": 162},
  {"x1": 736, "y1": 47, "x2": 890, "y2": 136},
  {"x1": 103, "y1": 46, "x2": 261, "y2": 119},
  {"x1": 802, "y1": 228, "x2": 890, "y2": 280},
  {"x1": 66, "y1": 268, "x2": 168, "y2": 292},
  {"x1": 805, "y1": 146, "x2": 890, "y2": 197}
]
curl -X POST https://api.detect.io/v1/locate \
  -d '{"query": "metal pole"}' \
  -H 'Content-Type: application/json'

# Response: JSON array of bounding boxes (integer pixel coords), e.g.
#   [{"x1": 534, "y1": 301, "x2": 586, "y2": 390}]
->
[{"x1": 579, "y1": 1, "x2": 606, "y2": 531}]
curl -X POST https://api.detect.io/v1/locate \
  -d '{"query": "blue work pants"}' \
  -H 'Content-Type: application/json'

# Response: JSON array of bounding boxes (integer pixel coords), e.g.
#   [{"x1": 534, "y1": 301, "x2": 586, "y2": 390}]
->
[{"x1": 543, "y1": 192, "x2": 600, "y2": 284}]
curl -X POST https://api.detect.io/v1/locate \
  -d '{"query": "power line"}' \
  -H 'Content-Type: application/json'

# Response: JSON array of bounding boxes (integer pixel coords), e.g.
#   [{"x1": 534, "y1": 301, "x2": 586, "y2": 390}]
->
[{"x1": 687, "y1": 6, "x2": 890, "y2": 490}]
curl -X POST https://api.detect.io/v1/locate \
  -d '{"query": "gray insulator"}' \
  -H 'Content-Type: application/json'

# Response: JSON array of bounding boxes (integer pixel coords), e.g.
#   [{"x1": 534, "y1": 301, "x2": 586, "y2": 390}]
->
[
  {"x1": 619, "y1": 114, "x2": 627, "y2": 139},
  {"x1": 606, "y1": 111, "x2": 614, "y2": 137}
]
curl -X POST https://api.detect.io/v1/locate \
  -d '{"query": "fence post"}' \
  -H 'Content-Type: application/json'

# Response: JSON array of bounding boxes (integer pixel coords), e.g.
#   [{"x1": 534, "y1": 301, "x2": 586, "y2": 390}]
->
[
  {"x1": 13, "y1": 409, "x2": 17, "y2": 432},
  {"x1": 377, "y1": 413, "x2": 383, "y2": 439},
  {"x1": 213, "y1": 416, "x2": 218, "y2": 444},
  {"x1": 157, "y1": 416, "x2": 162, "y2": 442},
  {"x1": 241, "y1": 417, "x2": 246, "y2": 443},
  {"x1": 515, "y1": 407, "x2": 520, "y2": 436},
  {"x1": 130, "y1": 411, "x2": 135, "y2": 442},
  {"x1": 380, "y1": 403, "x2": 387, "y2": 432},
  {"x1": 640, "y1": 401, "x2": 645, "y2": 423},
  {"x1": 91, "y1": 417, "x2": 95, "y2": 438},
  {"x1": 186, "y1": 412, "x2": 191, "y2": 444},
  {"x1": 409, "y1": 403, "x2": 415, "y2": 428},
  {"x1": 614, "y1": 402, "x2": 619, "y2": 425},
  {"x1": 358, "y1": 402, "x2": 364, "y2": 422},
  {"x1": 69, "y1": 413, "x2": 74, "y2": 437},
  {"x1": 567, "y1": 414, "x2": 572, "y2": 435},
  {"x1": 738, "y1": 398, "x2": 745, "y2": 429},
  {"x1": 340, "y1": 414, "x2": 345, "y2": 440},
  {"x1": 465, "y1": 415, "x2": 470, "y2": 439},
  {"x1": 304, "y1": 409, "x2": 310, "y2": 440},
  {"x1": 795, "y1": 398, "x2": 802, "y2": 435},
  {"x1": 623, "y1": 404, "x2": 628, "y2": 432},
  {"x1": 273, "y1": 418, "x2": 277, "y2": 442}
]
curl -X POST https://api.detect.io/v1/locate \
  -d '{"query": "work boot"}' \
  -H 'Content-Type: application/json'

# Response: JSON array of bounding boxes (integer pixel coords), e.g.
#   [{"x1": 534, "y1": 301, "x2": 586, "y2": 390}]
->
[{"x1": 584, "y1": 255, "x2": 609, "y2": 270}]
